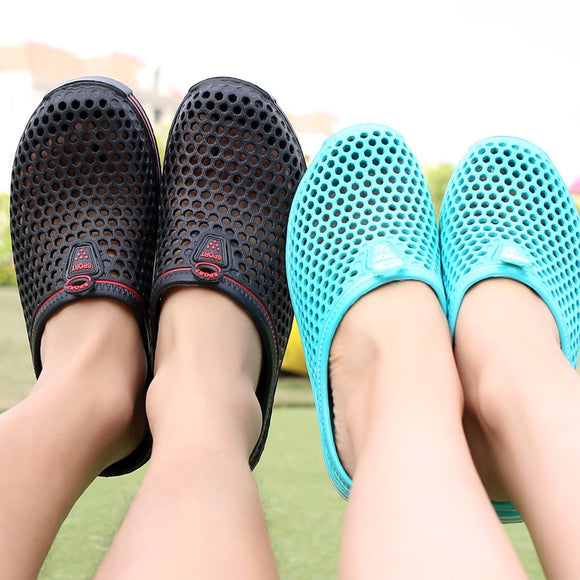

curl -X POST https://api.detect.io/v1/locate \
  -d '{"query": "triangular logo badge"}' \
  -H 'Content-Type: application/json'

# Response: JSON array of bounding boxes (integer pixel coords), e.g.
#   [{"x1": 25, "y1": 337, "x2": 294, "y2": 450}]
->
[
  {"x1": 367, "y1": 243, "x2": 404, "y2": 272},
  {"x1": 193, "y1": 235, "x2": 230, "y2": 268},
  {"x1": 498, "y1": 244, "x2": 530, "y2": 267},
  {"x1": 66, "y1": 243, "x2": 102, "y2": 278}
]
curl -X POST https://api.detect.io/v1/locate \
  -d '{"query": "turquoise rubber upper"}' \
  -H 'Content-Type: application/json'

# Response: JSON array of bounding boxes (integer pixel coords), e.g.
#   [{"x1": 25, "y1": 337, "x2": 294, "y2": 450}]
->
[
  {"x1": 441, "y1": 136, "x2": 580, "y2": 364},
  {"x1": 440, "y1": 136, "x2": 580, "y2": 522},
  {"x1": 286, "y1": 124, "x2": 445, "y2": 499}
]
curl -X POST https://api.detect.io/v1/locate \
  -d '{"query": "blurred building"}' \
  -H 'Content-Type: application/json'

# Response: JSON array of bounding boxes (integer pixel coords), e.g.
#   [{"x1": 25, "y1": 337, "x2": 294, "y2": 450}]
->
[
  {"x1": 0, "y1": 42, "x2": 336, "y2": 193},
  {"x1": 0, "y1": 42, "x2": 184, "y2": 193}
]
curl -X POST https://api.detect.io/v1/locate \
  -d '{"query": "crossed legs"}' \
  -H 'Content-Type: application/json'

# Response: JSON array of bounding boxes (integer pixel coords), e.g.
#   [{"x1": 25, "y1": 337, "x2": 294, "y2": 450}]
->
[
  {"x1": 0, "y1": 289, "x2": 276, "y2": 580},
  {"x1": 330, "y1": 276, "x2": 580, "y2": 579},
  {"x1": 330, "y1": 281, "x2": 527, "y2": 579},
  {"x1": 3, "y1": 277, "x2": 580, "y2": 578}
]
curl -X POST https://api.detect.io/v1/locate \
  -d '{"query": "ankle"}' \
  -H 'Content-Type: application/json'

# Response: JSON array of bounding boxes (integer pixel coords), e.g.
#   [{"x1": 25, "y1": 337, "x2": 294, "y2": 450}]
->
[
  {"x1": 146, "y1": 370, "x2": 262, "y2": 462},
  {"x1": 39, "y1": 299, "x2": 146, "y2": 384},
  {"x1": 149, "y1": 288, "x2": 264, "y2": 459},
  {"x1": 153, "y1": 288, "x2": 262, "y2": 378},
  {"x1": 456, "y1": 279, "x2": 560, "y2": 360},
  {"x1": 455, "y1": 279, "x2": 570, "y2": 429},
  {"x1": 33, "y1": 299, "x2": 148, "y2": 469},
  {"x1": 329, "y1": 281, "x2": 459, "y2": 473},
  {"x1": 25, "y1": 361, "x2": 147, "y2": 473},
  {"x1": 331, "y1": 281, "x2": 447, "y2": 367}
]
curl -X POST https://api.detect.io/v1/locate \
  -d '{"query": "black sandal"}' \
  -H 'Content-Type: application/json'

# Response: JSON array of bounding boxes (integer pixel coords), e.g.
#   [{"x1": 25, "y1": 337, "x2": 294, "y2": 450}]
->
[
  {"x1": 10, "y1": 76, "x2": 160, "y2": 476},
  {"x1": 151, "y1": 77, "x2": 306, "y2": 467}
]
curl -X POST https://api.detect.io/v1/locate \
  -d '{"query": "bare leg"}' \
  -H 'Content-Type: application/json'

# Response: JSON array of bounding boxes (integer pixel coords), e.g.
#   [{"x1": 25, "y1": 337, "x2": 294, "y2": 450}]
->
[
  {"x1": 331, "y1": 281, "x2": 526, "y2": 579},
  {"x1": 457, "y1": 278, "x2": 580, "y2": 578},
  {"x1": 94, "y1": 288, "x2": 277, "y2": 579},
  {"x1": 0, "y1": 300, "x2": 146, "y2": 580}
]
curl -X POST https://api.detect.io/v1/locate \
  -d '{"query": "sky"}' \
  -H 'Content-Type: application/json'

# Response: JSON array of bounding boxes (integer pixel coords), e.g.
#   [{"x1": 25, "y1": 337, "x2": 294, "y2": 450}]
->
[{"x1": 2, "y1": 0, "x2": 580, "y2": 184}]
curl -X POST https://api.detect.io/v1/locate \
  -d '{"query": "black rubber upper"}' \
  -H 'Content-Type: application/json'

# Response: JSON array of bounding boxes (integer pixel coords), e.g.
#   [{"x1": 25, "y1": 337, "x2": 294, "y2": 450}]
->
[
  {"x1": 10, "y1": 76, "x2": 160, "y2": 475},
  {"x1": 151, "y1": 77, "x2": 306, "y2": 468}
]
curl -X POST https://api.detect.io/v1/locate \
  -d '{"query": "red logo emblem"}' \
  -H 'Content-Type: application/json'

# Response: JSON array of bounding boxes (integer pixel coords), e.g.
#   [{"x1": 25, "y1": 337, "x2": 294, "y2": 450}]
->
[
  {"x1": 65, "y1": 275, "x2": 93, "y2": 293},
  {"x1": 67, "y1": 243, "x2": 101, "y2": 280},
  {"x1": 193, "y1": 262, "x2": 221, "y2": 281},
  {"x1": 74, "y1": 248, "x2": 90, "y2": 262}
]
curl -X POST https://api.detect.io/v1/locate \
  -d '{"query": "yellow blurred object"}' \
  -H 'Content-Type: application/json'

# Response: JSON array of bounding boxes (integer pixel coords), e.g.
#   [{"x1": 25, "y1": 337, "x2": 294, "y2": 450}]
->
[{"x1": 281, "y1": 318, "x2": 308, "y2": 376}]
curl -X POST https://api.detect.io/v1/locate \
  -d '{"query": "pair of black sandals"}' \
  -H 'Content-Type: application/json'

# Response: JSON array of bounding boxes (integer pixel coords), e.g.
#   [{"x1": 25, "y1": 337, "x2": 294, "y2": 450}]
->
[{"x1": 10, "y1": 76, "x2": 306, "y2": 475}]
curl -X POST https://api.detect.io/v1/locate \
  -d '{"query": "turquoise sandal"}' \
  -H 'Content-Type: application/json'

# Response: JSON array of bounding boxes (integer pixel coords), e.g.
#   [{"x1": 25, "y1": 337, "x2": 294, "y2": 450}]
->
[
  {"x1": 440, "y1": 136, "x2": 580, "y2": 522},
  {"x1": 286, "y1": 124, "x2": 445, "y2": 498}
]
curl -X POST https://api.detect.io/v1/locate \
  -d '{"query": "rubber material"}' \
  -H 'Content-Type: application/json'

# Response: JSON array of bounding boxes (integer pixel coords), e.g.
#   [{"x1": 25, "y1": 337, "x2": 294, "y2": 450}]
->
[
  {"x1": 10, "y1": 76, "x2": 160, "y2": 476},
  {"x1": 151, "y1": 77, "x2": 306, "y2": 469},
  {"x1": 286, "y1": 124, "x2": 445, "y2": 498},
  {"x1": 440, "y1": 135, "x2": 580, "y2": 522}
]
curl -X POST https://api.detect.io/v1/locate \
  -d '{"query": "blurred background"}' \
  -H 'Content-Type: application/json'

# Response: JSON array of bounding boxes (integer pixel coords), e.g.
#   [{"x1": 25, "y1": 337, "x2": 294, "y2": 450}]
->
[{"x1": 1, "y1": 0, "x2": 579, "y2": 181}]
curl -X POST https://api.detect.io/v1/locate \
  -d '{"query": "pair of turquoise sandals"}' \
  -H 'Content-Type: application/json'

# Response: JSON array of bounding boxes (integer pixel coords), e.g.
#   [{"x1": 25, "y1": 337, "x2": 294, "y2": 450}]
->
[{"x1": 286, "y1": 124, "x2": 580, "y2": 524}]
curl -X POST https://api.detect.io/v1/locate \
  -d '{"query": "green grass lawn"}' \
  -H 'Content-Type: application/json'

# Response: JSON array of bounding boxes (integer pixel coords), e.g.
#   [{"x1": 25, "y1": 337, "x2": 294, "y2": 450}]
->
[{"x1": 0, "y1": 287, "x2": 545, "y2": 578}]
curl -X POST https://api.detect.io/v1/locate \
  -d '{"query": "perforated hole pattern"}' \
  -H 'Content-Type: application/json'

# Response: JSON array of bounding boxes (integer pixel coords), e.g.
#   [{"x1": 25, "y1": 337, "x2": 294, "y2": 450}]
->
[
  {"x1": 287, "y1": 125, "x2": 441, "y2": 363},
  {"x1": 10, "y1": 81, "x2": 160, "y2": 340},
  {"x1": 154, "y1": 78, "x2": 306, "y2": 351},
  {"x1": 440, "y1": 137, "x2": 580, "y2": 359}
]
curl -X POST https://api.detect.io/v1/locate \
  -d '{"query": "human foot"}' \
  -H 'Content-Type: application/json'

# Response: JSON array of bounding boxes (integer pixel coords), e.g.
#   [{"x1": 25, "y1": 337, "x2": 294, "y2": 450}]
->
[{"x1": 10, "y1": 76, "x2": 160, "y2": 474}]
